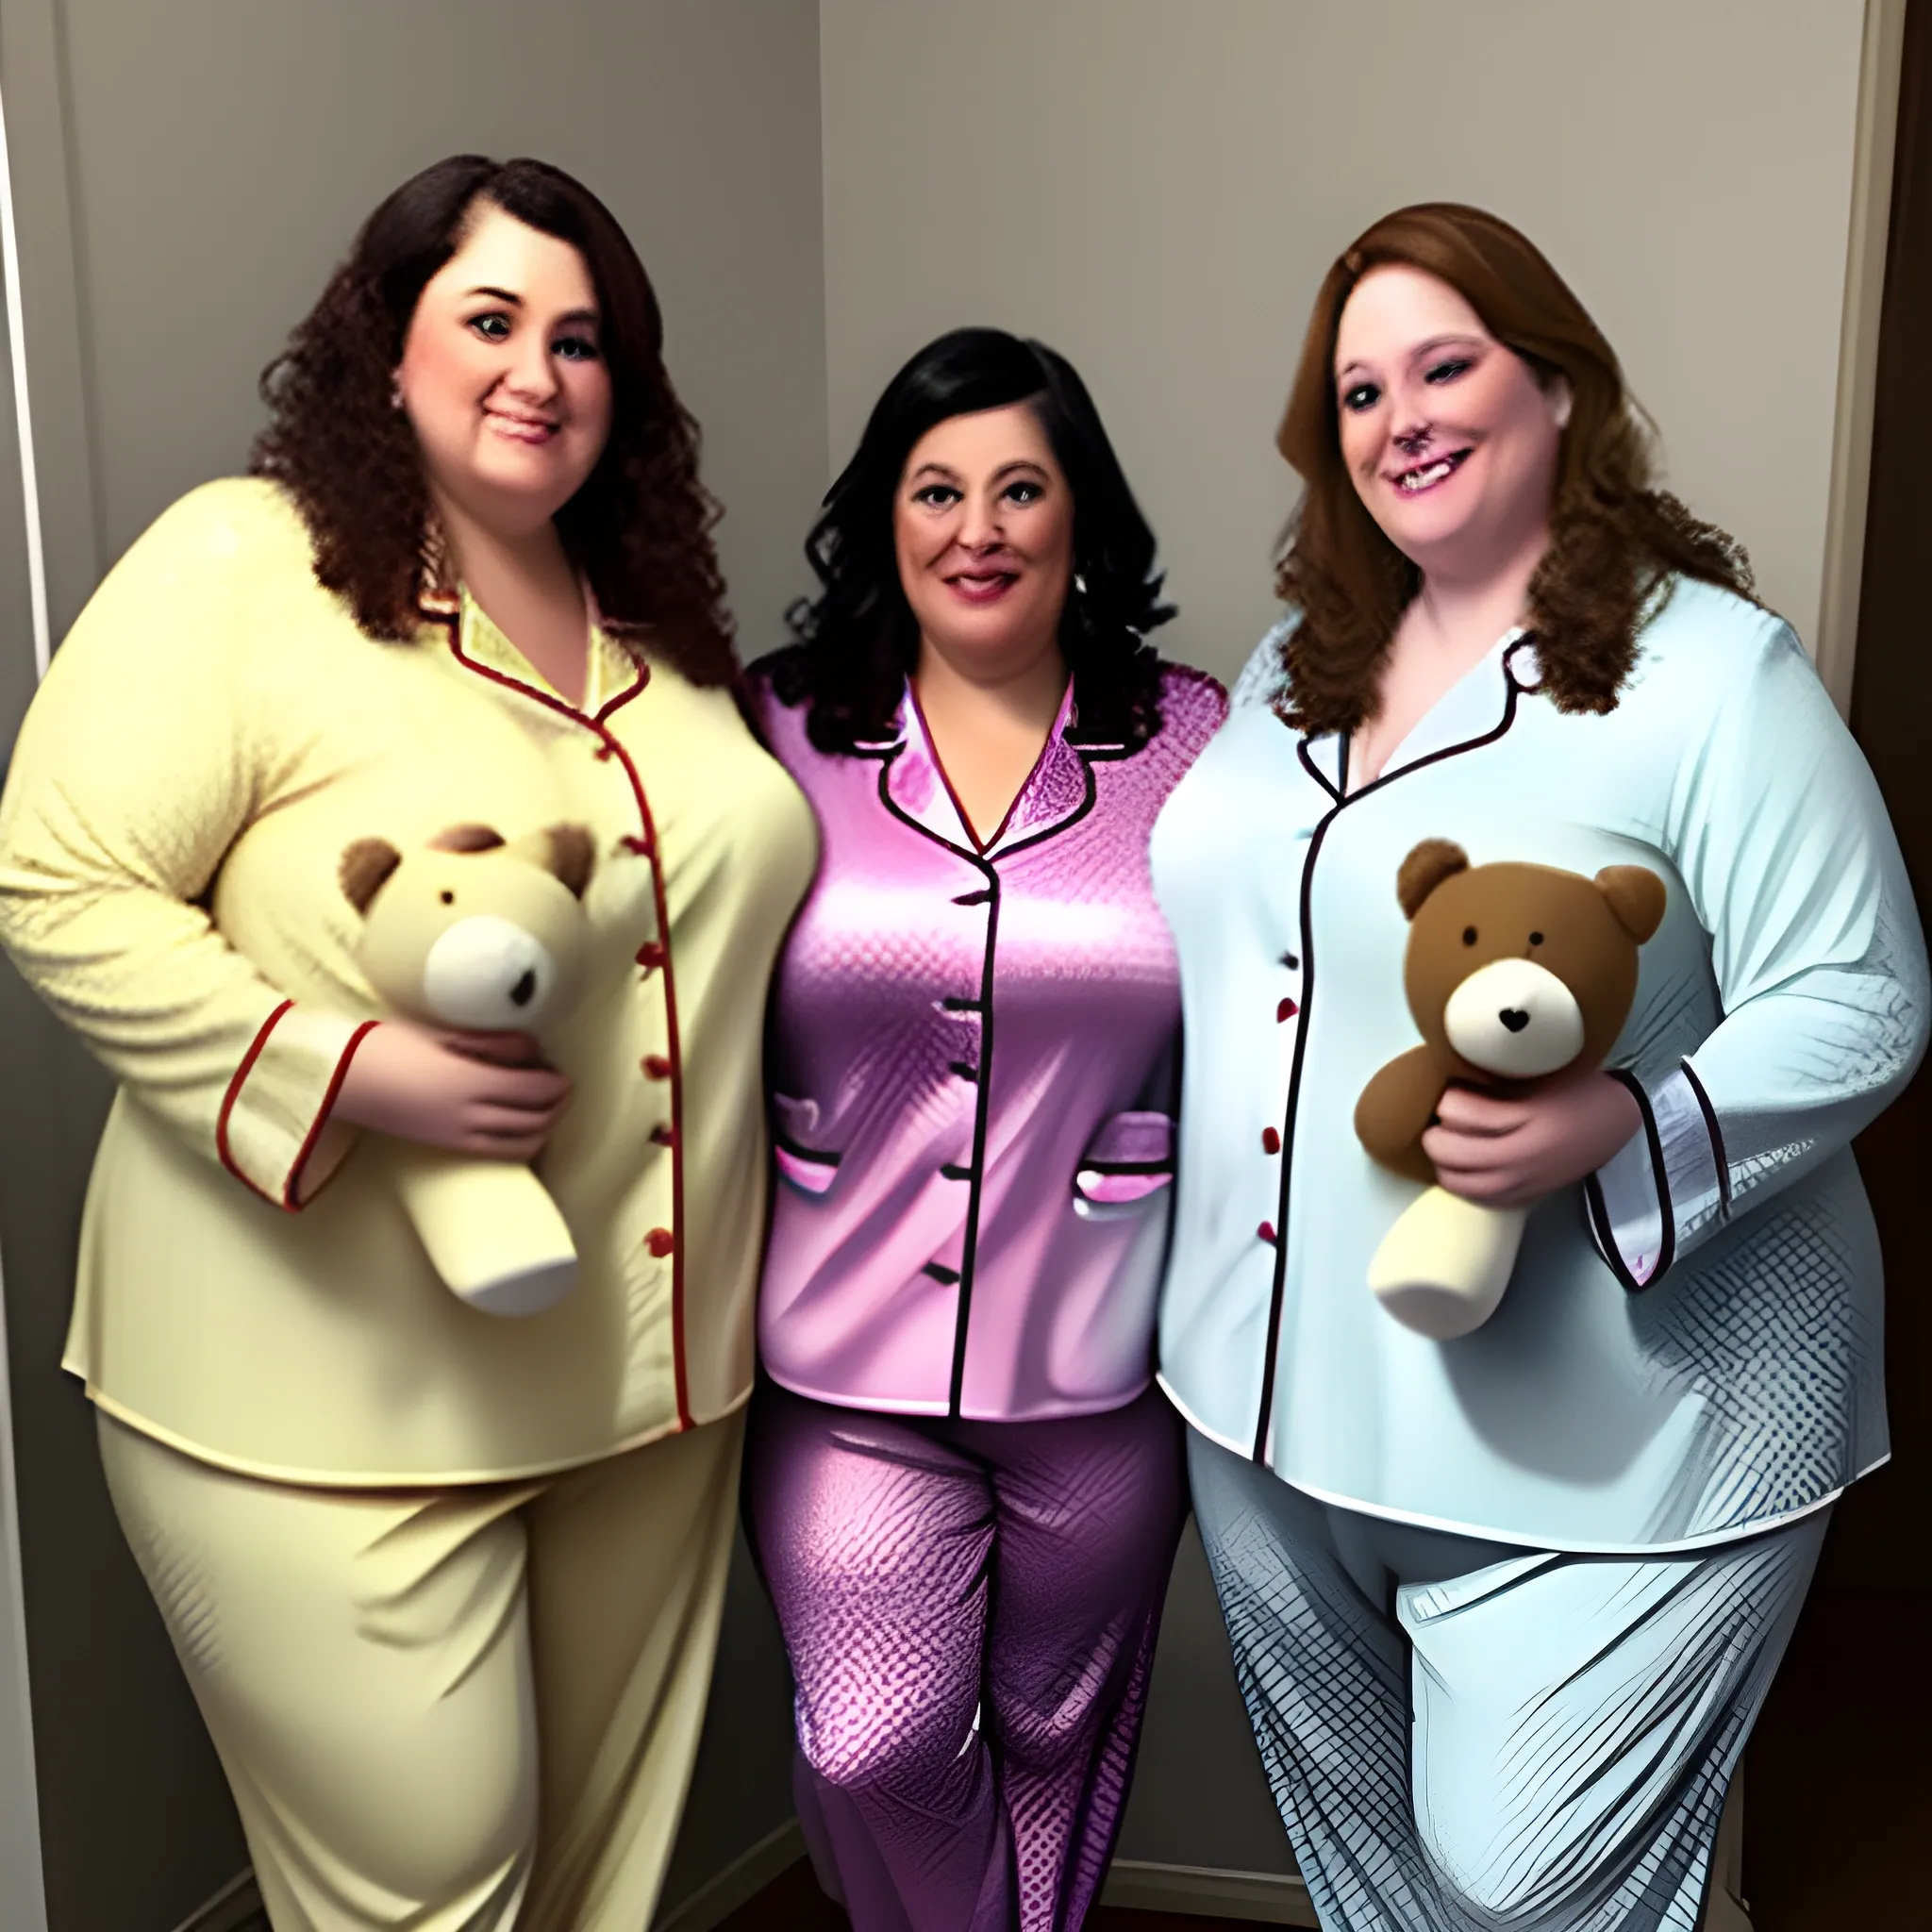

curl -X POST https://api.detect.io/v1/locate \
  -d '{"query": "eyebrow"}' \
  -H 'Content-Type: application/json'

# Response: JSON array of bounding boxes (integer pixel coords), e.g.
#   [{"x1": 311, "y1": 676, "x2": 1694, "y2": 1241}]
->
[
  {"x1": 907, "y1": 458, "x2": 1051, "y2": 485},
  {"x1": 464, "y1": 286, "x2": 601, "y2": 327},
  {"x1": 1335, "y1": 333, "x2": 1485, "y2": 381}
]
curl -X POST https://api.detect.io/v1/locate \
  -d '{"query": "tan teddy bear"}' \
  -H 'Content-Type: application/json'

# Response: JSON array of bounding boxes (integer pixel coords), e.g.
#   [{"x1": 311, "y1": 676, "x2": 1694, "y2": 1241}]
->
[
  {"x1": 340, "y1": 823, "x2": 595, "y2": 1318},
  {"x1": 1354, "y1": 839, "x2": 1666, "y2": 1340}
]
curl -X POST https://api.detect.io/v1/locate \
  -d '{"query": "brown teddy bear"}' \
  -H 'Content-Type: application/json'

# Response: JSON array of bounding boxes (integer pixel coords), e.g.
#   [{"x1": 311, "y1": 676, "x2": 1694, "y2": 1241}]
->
[
  {"x1": 340, "y1": 823, "x2": 597, "y2": 1317},
  {"x1": 1354, "y1": 839, "x2": 1666, "y2": 1340}
]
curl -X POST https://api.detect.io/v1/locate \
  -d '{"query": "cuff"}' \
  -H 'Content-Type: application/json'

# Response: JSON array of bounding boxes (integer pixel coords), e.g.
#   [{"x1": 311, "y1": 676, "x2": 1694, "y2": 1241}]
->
[
  {"x1": 1583, "y1": 1065, "x2": 1726, "y2": 1291},
  {"x1": 217, "y1": 1003, "x2": 377, "y2": 1209}
]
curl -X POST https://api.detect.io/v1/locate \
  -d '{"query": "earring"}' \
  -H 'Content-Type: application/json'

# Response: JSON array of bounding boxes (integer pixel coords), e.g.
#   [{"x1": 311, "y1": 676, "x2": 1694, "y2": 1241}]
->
[
  {"x1": 391, "y1": 377, "x2": 406, "y2": 412},
  {"x1": 1072, "y1": 572, "x2": 1089, "y2": 597}
]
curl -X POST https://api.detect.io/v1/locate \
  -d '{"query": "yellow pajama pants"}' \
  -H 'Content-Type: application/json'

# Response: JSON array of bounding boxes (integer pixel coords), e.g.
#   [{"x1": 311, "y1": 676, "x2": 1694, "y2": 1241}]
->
[{"x1": 97, "y1": 1407, "x2": 745, "y2": 1932}]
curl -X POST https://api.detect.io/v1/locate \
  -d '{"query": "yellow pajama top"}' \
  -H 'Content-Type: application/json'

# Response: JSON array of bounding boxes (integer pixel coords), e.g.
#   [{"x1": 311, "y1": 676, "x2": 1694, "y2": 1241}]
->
[{"x1": 0, "y1": 477, "x2": 817, "y2": 1485}]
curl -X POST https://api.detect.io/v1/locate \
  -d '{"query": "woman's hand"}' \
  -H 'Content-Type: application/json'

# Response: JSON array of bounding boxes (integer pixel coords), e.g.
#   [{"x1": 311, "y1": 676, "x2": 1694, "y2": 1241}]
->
[
  {"x1": 331, "y1": 1022, "x2": 572, "y2": 1161},
  {"x1": 1421, "y1": 1068, "x2": 1641, "y2": 1209}
]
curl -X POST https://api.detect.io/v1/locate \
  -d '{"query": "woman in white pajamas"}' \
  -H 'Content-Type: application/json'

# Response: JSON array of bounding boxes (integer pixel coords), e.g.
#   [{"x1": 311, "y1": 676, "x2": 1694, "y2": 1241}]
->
[{"x1": 1151, "y1": 203, "x2": 1928, "y2": 1930}]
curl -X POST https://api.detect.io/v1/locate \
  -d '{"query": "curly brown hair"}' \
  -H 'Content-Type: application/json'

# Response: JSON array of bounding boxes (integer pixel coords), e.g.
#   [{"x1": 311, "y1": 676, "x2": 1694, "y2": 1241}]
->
[
  {"x1": 1273, "y1": 203, "x2": 1754, "y2": 735},
  {"x1": 250, "y1": 155, "x2": 735, "y2": 684}
]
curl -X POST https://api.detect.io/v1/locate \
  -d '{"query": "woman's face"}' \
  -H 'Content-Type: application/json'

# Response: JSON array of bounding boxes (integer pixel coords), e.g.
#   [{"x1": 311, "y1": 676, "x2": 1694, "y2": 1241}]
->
[
  {"x1": 395, "y1": 201, "x2": 614, "y2": 541},
  {"x1": 1332, "y1": 263, "x2": 1568, "y2": 580},
  {"x1": 892, "y1": 403, "x2": 1074, "y2": 676}
]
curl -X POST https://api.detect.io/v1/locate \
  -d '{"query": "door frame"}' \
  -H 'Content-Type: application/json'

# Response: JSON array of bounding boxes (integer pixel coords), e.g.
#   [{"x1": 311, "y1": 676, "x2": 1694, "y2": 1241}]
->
[
  {"x1": 1817, "y1": 0, "x2": 1909, "y2": 713},
  {"x1": 0, "y1": 59, "x2": 51, "y2": 1932}
]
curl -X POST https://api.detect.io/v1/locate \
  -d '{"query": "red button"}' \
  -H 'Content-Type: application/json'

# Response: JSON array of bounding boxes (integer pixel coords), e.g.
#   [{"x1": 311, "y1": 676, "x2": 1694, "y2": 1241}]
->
[
  {"x1": 650, "y1": 1123, "x2": 675, "y2": 1148},
  {"x1": 620, "y1": 834, "x2": 654, "y2": 857},
  {"x1": 646, "y1": 1227, "x2": 674, "y2": 1257},
  {"x1": 1257, "y1": 1221, "x2": 1277, "y2": 1244},
  {"x1": 642, "y1": 1055, "x2": 672, "y2": 1079},
  {"x1": 635, "y1": 941, "x2": 666, "y2": 970},
  {"x1": 1261, "y1": 1127, "x2": 1281, "y2": 1155},
  {"x1": 1276, "y1": 998, "x2": 1298, "y2": 1023}
]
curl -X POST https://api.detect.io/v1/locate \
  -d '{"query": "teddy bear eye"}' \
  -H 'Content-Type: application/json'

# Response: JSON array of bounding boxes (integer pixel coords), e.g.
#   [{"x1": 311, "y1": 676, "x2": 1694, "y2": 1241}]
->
[
  {"x1": 440, "y1": 890, "x2": 455, "y2": 906},
  {"x1": 1529, "y1": 931, "x2": 1544, "y2": 946},
  {"x1": 1462, "y1": 925, "x2": 1478, "y2": 946}
]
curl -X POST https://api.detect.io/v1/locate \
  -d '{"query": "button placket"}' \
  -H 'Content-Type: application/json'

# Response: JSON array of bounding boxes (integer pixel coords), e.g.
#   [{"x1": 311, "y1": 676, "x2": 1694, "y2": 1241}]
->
[
  {"x1": 1263, "y1": 944, "x2": 1295, "y2": 1225},
  {"x1": 621, "y1": 830, "x2": 674, "y2": 1157},
  {"x1": 593, "y1": 722, "x2": 680, "y2": 1381},
  {"x1": 934, "y1": 855, "x2": 1001, "y2": 1416},
  {"x1": 442, "y1": 613, "x2": 692, "y2": 1422}
]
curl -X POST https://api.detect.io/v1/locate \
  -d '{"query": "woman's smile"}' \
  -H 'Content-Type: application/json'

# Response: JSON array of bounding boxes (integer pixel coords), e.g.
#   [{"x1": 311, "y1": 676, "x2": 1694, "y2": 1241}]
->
[
  {"x1": 1386, "y1": 447, "x2": 1472, "y2": 494},
  {"x1": 483, "y1": 401, "x2": 562, "y2": 445},
  {"x1": 941, "y1": 562, "x2": 1022, "y2": 605}
]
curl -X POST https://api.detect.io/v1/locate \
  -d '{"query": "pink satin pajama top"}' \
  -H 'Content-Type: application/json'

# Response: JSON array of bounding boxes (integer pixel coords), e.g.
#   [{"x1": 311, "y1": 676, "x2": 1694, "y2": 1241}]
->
[{"x1": 749, "y1": 664, "x2": 1226, "y2": 1423}]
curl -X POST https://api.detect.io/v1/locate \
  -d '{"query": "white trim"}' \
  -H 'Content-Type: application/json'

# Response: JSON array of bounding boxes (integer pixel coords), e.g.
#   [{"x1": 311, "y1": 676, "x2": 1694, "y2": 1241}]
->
[
  {"x1": 652, "y1": 1818, "x2": 808, "y2": 1932},
  {"x1": 0, "y1": 76, "x2": 50, "y2": 682},
  {"x1": 641, "y1": 1816, "x2": 1324, "y2": 1932},
  {"x1": 1815, "y1": 0, "x2": 1908, "y2": 716},
  {"x1": 168, "y1": 1867, "x2": 260, "y2": 1932},
  {"x1": 1164, "y1": 1372, "x2": 1878, "y2": 1557},
  {"x1": 1100, "y1": 1857, "x2": 1318, "y2": 1926},
  {"x1": 0, "y1": 74, "x2": 51, "y2": 1932}
]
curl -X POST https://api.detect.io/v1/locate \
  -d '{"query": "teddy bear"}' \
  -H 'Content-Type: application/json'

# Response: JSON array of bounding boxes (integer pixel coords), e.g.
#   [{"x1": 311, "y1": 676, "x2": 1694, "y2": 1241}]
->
[
  {"x1": 1353, "y1": 838, "x2": 1666, "y2": 1341},
  {"x1": 339, "y1": 822, "x2": 596, "y2": 1318}
]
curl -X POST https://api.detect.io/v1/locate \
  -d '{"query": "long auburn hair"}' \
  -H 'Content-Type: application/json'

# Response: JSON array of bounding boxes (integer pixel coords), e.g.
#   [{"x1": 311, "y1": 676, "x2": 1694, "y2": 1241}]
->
[
  {"x1": 1273, "y1": 202, "x2": 1753, "y2": 734},
  {"x1": 250, "y1": 155, "x2": 735, "y2": 683},
  {"x1": 764, "y1": 326, "x2": 1175, "y2": 754}
]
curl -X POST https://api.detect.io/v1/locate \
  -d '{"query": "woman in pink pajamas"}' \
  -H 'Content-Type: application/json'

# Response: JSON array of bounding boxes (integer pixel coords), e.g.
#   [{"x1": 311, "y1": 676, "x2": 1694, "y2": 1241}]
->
[{"x1": 742, "y1": 327, "x2": 1225, "y2": 1931}]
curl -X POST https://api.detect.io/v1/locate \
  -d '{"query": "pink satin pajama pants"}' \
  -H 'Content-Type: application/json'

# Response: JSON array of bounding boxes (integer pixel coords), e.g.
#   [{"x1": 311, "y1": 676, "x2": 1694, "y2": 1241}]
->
[{"x1": 742, "y1": 1378, "x2": 1187, "y2": 1932}]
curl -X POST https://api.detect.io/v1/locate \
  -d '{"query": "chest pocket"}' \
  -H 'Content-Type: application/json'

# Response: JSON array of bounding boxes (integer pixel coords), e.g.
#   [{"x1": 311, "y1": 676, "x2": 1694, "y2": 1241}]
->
[
  {"x1": 1074, "y1": 1111, "x2": 1174, "y2": 1210},
  {"x1": 771, "y1": 1093, "x2": 841, "y2": 1196}
]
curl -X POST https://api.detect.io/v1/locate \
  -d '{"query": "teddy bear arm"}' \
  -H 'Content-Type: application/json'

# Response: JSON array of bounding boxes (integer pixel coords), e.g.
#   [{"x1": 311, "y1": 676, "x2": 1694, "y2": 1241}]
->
[{"x1": 1355, "y1": 1047, "x2": 1446, "y2": 1180}]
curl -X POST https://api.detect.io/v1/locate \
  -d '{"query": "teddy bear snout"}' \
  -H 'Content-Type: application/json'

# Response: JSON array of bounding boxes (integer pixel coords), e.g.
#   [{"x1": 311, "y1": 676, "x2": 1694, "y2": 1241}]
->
[
  {"x1": 1442, "y1": 958, "x2": 1585, "y2": 1078},
  {"x1": 422, "y1": 916, "x2": 563, "y2": 1031}
]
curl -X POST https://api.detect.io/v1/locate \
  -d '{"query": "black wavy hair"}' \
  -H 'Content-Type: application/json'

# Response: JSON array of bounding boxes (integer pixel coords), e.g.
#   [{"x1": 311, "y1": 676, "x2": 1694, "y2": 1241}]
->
[{"x1": 765, "y1": 326, "x2": 1174, "y2": 752}]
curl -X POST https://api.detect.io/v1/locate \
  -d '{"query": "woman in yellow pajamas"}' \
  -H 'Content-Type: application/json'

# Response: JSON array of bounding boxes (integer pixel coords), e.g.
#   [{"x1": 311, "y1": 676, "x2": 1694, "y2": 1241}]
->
[{"x1": 0, "y1": 155, "x2": 814, "y2": 1931}]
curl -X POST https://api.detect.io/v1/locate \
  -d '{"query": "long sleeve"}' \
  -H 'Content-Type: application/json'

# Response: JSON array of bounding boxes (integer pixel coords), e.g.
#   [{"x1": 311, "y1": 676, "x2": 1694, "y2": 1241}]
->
[
  {"x1": 1587, "y1": 609, "x2": 1929, "y2": 1287},
  {"x1": 0, "y1": 484, "x2": 370, "y2": 1208}
]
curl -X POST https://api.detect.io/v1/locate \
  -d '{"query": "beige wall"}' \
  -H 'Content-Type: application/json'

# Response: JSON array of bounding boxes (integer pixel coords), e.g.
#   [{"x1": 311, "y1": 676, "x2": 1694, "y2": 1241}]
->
[
  {"x1": 46, "y1": 0, "x2": 827, "y2": 644},
  {"x1": 822, "y1": 0, "x2": 1870, "y2": 685}
]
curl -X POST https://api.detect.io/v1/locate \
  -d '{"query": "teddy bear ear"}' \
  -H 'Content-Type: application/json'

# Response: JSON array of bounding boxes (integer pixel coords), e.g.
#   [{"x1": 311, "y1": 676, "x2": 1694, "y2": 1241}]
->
[
  {"x1": 340, "y1": 839, "x2": 402, "y2": 915},
  {"x1": 542, "y1": 825, "x2": 596, "y2": 900},
  {"x1": 428, "y1": 824, "x2": 506, "y2": 855},
  {"x1": 1595, "y1": 865, "x2": 1667, "y2": 943},
  {"x1": 1395, "y1": 840, "x2": 1470, "y2": 921}
]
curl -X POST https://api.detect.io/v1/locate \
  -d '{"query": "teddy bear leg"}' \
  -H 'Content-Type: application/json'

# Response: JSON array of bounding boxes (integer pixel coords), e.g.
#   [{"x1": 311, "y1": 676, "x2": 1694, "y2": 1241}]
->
[
  {"x1": 1367, "y1": 1188, "x2": 1528, "y2": 1340},
  {"x1": 391, "y1": 1152, "x2": 580, "y2": 1317}
]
